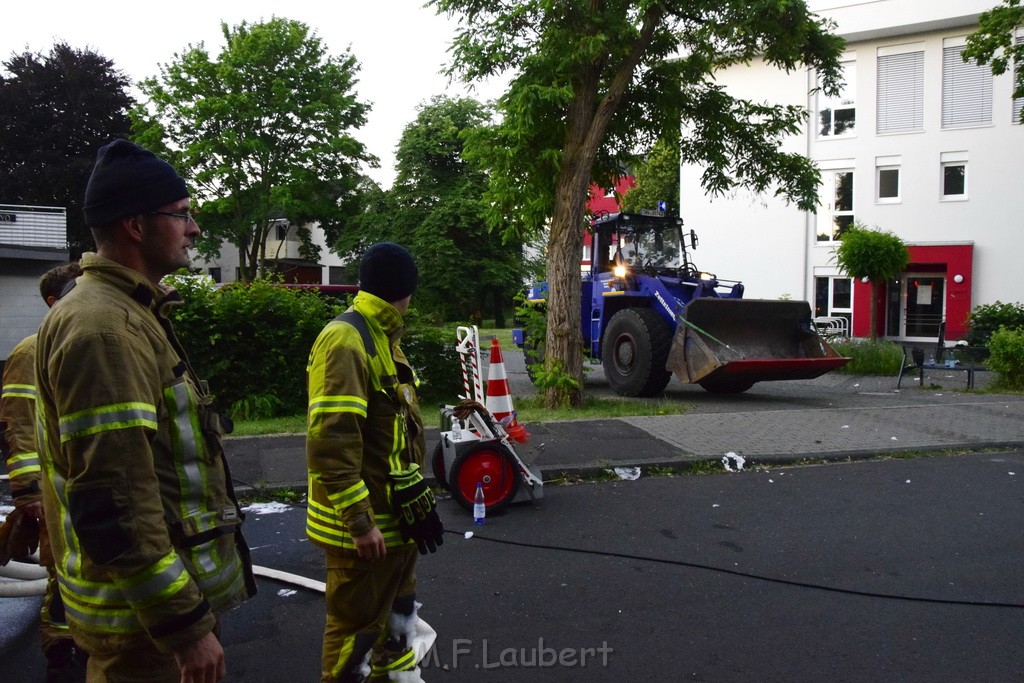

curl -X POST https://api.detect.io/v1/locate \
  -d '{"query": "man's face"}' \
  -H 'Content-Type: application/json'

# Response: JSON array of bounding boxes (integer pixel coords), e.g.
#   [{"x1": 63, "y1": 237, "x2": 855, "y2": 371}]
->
[{"x1": 140, "y1": 198, "x2": 200, "y2": 279}]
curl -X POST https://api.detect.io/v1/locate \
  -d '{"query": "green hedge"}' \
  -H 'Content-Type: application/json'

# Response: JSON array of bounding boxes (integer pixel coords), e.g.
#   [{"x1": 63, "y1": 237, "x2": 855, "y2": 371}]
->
[
  {"x1": 167, "y1": 276, "x2": 465, "y2": 419},
  {"x1": 967, "y1": 301, "x2": 1024, "y2": 347},
  {"x1": 987, "y1": 326, "x2": 1024, "y2": 391}
]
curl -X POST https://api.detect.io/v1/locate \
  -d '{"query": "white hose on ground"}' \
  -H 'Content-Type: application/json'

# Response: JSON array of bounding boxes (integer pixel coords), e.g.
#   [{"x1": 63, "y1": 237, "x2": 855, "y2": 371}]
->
[
  {"x1": 0, "y1": 560, "x2": 48, "y2": 580},
  {"x1": 252, "y1": 564, "x2": 326, "y2": 593},
  {"x1": 0, "y1": 562, "x2": 327, "y2": 598},
  {"x1": 0, "y1": 577, "x2": 47, "y2": 597}
]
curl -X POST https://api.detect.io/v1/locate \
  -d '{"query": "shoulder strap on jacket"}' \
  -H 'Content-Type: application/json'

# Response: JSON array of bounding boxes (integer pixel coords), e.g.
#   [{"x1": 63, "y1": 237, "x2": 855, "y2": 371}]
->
[{"x1": 336, "y1": 311, "x2": 376, "y2": 357}]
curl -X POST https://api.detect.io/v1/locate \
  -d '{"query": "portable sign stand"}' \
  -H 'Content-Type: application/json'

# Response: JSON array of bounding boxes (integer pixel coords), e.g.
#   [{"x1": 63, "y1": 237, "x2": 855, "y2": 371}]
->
[{"x1": 432, "y1": 326, "x2": 543, "y2": 514}]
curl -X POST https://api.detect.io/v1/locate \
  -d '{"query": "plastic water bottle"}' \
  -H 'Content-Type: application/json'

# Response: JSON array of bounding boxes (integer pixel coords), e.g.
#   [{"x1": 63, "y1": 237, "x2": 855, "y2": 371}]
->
[
  {"x1": 451, "y1": 418, "x2": 462, "y2": 442},
  {"x1": 473, "y1": 483, "x2": 486, "y2": 525}
]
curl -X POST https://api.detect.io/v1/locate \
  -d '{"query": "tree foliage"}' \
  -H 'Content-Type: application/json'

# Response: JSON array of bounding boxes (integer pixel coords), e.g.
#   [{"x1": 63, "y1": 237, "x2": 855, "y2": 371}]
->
[
  {"x1": 133, "y1": 17, "x2": 375, "y2": 280},
  {"x1": 621, "y1": 133, "x2": 681, "y2": 215},
  {"x1": 337, "y1": 95, "x2": 532, "y2": 324},
  {"x1": 431, "y1": 0, "x2": 845, "y2": 406},
  {"x1": 833, "y1": 223, "x2": 908, "y2": 340},
  {"x1": 963, "y1": 0, "x2": 1024, "y2": 124},
  {"x1": 0, "y1": 43, "x2": 133, "y2": 257}
]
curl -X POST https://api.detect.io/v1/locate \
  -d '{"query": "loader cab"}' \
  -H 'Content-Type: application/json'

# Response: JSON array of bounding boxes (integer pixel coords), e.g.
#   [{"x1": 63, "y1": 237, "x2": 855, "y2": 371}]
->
[{"x1": 590, "y1": 212, "x2": 701, "y2": 283}]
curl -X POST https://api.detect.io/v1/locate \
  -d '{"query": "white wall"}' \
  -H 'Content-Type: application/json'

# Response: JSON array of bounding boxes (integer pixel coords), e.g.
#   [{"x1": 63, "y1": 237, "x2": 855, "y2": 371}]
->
[
  {"x1": 681, "y1": 1, "x2": 1024, "y2": 311},
  {"x1": 682, "y1": 60, "x2": 812, "y2": 300},
  {"x1": 0, "y1": 263, "x2": 61, "y2": 360}
]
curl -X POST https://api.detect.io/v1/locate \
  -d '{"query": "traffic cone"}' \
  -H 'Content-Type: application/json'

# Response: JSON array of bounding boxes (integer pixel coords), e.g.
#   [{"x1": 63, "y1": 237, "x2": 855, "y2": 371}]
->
[{"x1": 485, "y1": 337, "x2": 529, "y2": 444}]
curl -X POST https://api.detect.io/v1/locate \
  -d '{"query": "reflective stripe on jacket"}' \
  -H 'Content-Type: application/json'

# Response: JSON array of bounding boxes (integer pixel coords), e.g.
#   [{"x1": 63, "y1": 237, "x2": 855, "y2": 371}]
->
[
  {"x1": 305, "y1": 291, "x2": 426, "y2": 555},
  {"x1": 34, "y1": 253, "x2": 255, "y2": 654},
  {"x1": 1, "y1": 334, "x2": 41, "y2": 501}
]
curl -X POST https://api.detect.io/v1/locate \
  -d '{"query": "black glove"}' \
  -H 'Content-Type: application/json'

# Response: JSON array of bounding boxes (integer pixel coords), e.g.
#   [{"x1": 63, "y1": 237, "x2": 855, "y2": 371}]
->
[{"x1": 390, "y1": 465, "x2": 444, "y2": 555}]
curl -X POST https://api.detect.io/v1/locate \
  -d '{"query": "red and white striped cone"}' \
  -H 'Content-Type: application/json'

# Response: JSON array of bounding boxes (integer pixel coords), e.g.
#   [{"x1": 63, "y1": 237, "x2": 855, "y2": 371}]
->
[{"x1": 485, "y1": 337, "x2": 529, "y2": 443}]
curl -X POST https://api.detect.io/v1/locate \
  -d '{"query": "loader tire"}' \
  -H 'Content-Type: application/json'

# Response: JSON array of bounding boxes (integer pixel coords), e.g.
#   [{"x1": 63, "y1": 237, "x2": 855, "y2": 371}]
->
[{"x1": 601, "y1": 308, "x2": 673, "y2": 397}]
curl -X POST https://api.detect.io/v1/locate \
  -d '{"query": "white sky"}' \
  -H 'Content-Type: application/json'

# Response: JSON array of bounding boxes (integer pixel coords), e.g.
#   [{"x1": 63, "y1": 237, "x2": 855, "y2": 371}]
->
[{"x1": 3, "y1": 1, "x2": 507, "y2": 189}]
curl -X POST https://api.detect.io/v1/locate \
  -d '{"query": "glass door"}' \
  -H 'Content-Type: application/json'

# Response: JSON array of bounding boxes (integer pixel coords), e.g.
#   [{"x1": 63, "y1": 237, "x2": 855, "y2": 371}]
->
[{"x1": 902, "y1": 275, "x2": 945, "y2": 339}]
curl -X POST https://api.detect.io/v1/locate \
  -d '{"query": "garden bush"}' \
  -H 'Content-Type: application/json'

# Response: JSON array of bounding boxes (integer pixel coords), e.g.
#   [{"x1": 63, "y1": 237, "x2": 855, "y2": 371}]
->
[
  {"x1": 167, "y1": 275, "x2": 466, "y2": 420},
  {"x1": 830, "y1": 339, "x2": 905, "y2": 375},
  {"x1": 966, "y1": 301, "x2": 1024, "y2": 347},
  {"x1": 168, "y1": 276, "x2": 347, "y2": 418},
  {"x1": 987, "y1": 326, "x2": 1024, "y2": 391}
]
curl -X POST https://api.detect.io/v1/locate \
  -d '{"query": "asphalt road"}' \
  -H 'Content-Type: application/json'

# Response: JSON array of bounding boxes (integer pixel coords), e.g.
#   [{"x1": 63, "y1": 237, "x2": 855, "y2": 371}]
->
[{"x1": 6, "y1": 450, "x2": 1023, "y2": 682}]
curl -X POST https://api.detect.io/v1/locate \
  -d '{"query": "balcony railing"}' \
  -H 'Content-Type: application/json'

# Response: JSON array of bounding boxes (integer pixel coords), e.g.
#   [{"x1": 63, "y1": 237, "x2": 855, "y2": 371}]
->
[{"x1": 0, "y1": 204, "x2": 67, "y2": 249}]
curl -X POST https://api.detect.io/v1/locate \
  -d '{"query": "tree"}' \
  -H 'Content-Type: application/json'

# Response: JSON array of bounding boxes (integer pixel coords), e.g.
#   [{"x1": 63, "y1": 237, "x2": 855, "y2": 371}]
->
[
  {"x1": 833, "y1": 223, "x2": 909, "y2": 340},
  {"x1": 963, "y1": 0, "x2": 1024, "y2": 124},
  {"x1": 621, "y1": 133, "x2": 681, "y2": 215},
  {"x1": 431, "y1": 0, "x2": 845, "y2": 407},
  {"x1": 0, "y1": 43, "x2": 133, "y2": 257},
  {"x1": 133, "y1": 17, "x2": 375, "y2": 281},
  {"x1": 337, "y1": 96, "x2": 530, "y2": 324}
]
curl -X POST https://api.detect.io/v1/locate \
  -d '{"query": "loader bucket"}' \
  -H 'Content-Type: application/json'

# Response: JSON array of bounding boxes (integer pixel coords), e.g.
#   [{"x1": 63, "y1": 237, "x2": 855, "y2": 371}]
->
[{"x1": 666, "y1": 298, "x2": 849, "y2": 392}]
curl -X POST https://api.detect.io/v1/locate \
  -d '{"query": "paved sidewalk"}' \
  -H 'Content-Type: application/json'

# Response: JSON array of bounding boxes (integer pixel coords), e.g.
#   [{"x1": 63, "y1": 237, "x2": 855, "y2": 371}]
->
[{"x1": 224, "y1": 353, "x2": 1024, "y2": 490}]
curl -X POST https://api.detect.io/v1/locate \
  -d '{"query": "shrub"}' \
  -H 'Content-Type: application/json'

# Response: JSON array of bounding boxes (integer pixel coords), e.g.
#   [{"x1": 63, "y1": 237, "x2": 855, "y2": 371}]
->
[
  {"x1": 401, "y1": 315, "x2": 464, "y2": 408},
  {"x1": 169, "y1": 277, "x2": 347, "y2": 418},
  {"x1": 987, "y1": 326, "x2": 1024, "y2": 391},
  {"x1": 831, "y1": 339, "x2": 905, "y2": 375},
  {"x1": 967, "y1": 301, "x2": 1024, "y2": 347},
  {"x1": 169, "y1": 277, "x2": 467, "y2": 420}
]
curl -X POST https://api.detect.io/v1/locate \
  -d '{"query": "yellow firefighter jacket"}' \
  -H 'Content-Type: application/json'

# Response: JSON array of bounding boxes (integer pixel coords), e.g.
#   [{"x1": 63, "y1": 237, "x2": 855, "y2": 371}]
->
[
  {"x1": 305, "y1": 291, "x2": 426, "y2": 556},
  {"x1": 34, "y1": 253, "x2": 255, "y2": 654},
  {"x1": 1, "y1": 334, "x2": 41, "y2": 503}
]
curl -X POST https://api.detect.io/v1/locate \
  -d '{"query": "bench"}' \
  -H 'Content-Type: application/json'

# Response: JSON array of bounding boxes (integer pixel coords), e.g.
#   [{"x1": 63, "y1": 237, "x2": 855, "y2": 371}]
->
[{"x1": 896, "y1": 321, "x2": 982, "y2": 389}]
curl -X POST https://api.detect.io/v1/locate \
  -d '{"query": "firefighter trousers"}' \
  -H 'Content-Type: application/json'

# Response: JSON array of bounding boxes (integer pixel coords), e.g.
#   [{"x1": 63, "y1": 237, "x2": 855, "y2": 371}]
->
[{"x1": 322, "y1": 547, "x2": 418, "y2": 682}]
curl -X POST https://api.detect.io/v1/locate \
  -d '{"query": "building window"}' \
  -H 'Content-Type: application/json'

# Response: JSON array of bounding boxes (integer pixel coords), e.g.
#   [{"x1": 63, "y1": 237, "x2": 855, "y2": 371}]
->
[
  {"x1": 818, "y1": 59, "x2": 856, "y2": 137},
  {"x1": 814, "y1": 276, "x2": 853, "y2": 327},
  {"x1": 941, "y1": 151, "x2": 968, "y2": 200},
  {"x1": 876, "y1": 156, "x2": 901, "y2": 203},
  {"x1": 275, "y1": 223, "x2": 291, "y2": 241},
  {"x1": 877, "y1": 46, "x2": 924, "y2": 134},
  {"x1": 818, "y1": 170, "x2": 854, "y2": 241},
  {"x1": 942, "y1": 38, "x2": 993, "y2": 128},
  {"x1": 878, "y1": 168, "x2": 900, "y2": 200},
  {"x1": 328, "y1": 266, "x2": 346, "y2": 285},
  {"x1": 942, "y1": 163, "x2": 967, "y2": 198},
  {"x1": 208, "y1": 267, "x2": 222, "y2": 283}
]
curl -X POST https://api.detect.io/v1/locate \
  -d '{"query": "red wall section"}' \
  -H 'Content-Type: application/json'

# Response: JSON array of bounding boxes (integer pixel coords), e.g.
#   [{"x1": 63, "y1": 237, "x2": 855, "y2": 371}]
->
[{"x1": 850, "y1": 244, "x2": 973, "y2": 340}]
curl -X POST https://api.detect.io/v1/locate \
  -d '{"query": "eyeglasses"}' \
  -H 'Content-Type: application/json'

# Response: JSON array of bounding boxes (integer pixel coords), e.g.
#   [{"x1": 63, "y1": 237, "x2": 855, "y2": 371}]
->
[{"x1": 149, "y1": 210, "x2": 195, "y2": 224}]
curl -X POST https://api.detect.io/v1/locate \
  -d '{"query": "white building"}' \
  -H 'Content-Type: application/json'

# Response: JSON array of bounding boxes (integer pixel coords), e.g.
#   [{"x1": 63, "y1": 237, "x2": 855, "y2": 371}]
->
[
  {"x1": 0, "y1": 204, "x2": 68, "y2": 362},
  {"x1": 192, "y1": 219, "x2": 353, "y2": 285},
  {"x1": 680, "y1": 0, "x2": 1023, "y2": 341}
]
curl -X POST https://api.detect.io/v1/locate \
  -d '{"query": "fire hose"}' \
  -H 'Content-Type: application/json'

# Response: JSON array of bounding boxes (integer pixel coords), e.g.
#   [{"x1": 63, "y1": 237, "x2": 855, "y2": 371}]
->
[{"x1": 0, "y1": 563, "x2": 326, "y2": 598}]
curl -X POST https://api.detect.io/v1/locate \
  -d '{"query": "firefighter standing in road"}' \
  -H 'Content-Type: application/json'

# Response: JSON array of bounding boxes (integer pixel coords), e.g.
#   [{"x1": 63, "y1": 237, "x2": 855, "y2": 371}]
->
[
  {"x1": 1, "y1": 262, "x2": 85, "y2": 681},
  {"x1": 306, "y1": 242, "x2": 444, "y2": 682},
  {"x1": 34, "y1": 139, "x2": 256, "y2": 682}
]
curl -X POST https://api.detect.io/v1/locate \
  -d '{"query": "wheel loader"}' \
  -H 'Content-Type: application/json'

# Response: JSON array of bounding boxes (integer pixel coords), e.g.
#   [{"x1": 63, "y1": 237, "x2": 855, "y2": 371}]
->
[{"x1": 513, "y1": 212, "x2": 849, "y2": 396}]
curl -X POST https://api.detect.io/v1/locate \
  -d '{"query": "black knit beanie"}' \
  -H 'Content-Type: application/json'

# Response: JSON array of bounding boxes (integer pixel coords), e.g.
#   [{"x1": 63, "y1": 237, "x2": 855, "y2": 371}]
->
[
  {"x1": 358, "y1": 243, "x2": 418, "y2": 303},
  {"x1": 83, "y1": 139, "x2": 189, "y2": 226}
]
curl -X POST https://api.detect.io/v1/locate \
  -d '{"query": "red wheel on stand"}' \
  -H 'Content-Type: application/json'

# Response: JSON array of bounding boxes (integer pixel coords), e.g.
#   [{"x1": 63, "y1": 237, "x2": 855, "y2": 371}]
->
[{"x1": 449, "y1": 442, "x2": 520, "y2": 513}]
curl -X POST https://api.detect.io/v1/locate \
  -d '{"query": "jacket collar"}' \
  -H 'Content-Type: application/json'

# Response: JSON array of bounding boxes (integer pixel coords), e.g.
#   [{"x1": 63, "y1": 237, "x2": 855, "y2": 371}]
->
[
  {"x1": 353, "y1": 290, "x2": 405, "y2": 341},
  {"x1": 79, "y1": 252, "x2": 181, "y2": 314}
]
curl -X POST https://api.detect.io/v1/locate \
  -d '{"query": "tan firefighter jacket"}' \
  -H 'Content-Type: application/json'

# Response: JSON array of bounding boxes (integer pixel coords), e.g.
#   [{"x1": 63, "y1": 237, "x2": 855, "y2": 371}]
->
[
  {"x1": 34, "y1": 253, "x2": 255, "y2": 654},
  {"x1": 1, "y1": 334, "x2": 42, "y2": 503},
  {"x1": 305, "y1": 291, "x2": 426, "y2": 556}
]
